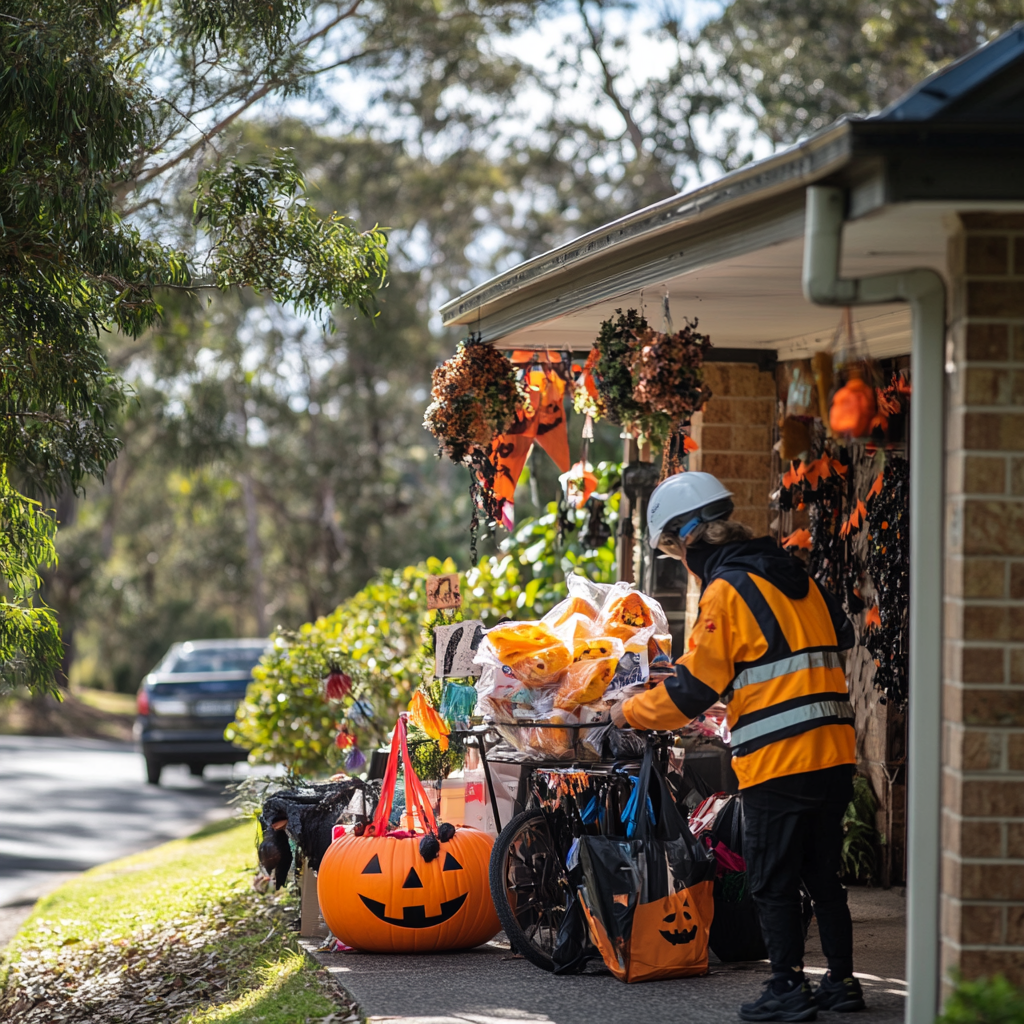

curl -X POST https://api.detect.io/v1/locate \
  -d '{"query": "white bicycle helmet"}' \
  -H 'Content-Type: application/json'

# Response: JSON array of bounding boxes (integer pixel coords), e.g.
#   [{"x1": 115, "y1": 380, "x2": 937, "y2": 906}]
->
[{"x1": 646, "y1": 472, "x2": 734, "y2": 547}]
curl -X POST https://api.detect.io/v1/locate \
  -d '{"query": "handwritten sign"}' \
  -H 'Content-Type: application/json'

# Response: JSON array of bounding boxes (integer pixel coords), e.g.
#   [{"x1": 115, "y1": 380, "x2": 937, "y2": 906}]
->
[
  {"x1": 434, "y1": 621, "x2": 484, "y2": 678},
  {"x1": 426, "y1": 573, "x2": 462, "y2": 610}
]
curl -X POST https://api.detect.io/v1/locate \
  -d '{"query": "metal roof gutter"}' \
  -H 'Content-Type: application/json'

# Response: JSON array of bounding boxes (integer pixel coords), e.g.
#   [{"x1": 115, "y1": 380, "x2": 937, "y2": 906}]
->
[{"x1": 440, "y1": 119, "x2": 856, "y2": 329}]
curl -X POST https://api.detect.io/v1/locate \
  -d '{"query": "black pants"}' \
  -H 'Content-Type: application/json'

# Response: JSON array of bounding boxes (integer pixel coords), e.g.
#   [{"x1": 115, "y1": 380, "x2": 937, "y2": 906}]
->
[{"x1": 742, "y1": 764, "x2": 854, "y2": 977}]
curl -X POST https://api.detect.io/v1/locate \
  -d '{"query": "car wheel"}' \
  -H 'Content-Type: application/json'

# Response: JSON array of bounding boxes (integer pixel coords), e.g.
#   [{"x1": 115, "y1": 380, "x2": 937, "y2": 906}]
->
[
  {"x1": 188, "y1": 763, "x2": 206, "y2": 778},
  {"x1": 145, "y1": 756, "x2": 163, "y2": 786}
]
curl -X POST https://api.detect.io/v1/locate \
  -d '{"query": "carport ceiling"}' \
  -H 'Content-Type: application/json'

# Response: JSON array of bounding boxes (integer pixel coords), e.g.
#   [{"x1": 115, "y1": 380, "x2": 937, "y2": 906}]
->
[{"x1": 479, "y1": 202, "x2": 962, "y2": 361}]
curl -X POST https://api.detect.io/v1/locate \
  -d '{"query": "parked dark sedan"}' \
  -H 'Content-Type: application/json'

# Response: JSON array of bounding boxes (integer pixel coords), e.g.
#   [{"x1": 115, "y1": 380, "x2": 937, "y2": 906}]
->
[{"x1": 134, "y1": 638, "x2": 268, "y2": 785}]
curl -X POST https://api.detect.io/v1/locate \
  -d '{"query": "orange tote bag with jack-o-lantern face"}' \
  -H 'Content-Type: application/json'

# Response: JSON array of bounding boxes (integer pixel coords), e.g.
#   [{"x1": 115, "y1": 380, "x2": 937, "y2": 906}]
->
[{"x1": 575, "y1": 742, "x2": 716, "y2": 982}]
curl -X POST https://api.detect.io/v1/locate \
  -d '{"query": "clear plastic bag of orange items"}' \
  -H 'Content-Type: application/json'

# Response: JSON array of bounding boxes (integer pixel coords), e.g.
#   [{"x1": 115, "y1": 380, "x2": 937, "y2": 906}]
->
[
  {"x1": 482, "y1": 620, "x2": 571, "y2": 687},
  {"x1": 554, "y1": 637, "x2": 624, "y2": 710},
  {"x1": 474, "y1": 575, "x2": 670, "y2": 756}
]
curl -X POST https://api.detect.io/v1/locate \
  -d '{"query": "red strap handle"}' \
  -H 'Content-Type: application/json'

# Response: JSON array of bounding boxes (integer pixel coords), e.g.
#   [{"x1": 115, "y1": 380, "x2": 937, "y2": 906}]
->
[{"x1": 370, "y1": 715, "x2": 438, "y2": 835}]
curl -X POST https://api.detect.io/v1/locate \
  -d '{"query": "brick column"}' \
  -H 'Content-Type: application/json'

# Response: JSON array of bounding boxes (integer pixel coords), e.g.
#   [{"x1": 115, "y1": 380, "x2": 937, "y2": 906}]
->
[
  {"x1": 693, "y1": 362, "x2": 776, "y2": 536},
  {"x1": 942, "y1": 213, "x2": 1024, "y2": 987}
]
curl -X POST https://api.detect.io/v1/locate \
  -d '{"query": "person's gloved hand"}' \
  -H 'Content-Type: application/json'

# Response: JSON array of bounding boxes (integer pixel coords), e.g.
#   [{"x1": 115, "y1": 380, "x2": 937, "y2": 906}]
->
[{"x1": 610, "y1": 701, "x2": 629, "y2": 728}]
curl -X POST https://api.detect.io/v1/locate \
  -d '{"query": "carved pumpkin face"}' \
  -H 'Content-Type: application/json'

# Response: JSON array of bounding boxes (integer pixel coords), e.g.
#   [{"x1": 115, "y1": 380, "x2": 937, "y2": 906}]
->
[
  {"x1": 659, "y1": 904, "x2": 697, "y2": 945},
  {"x1": 317, "y1": 826, "x2": 499, "y2": 953}
]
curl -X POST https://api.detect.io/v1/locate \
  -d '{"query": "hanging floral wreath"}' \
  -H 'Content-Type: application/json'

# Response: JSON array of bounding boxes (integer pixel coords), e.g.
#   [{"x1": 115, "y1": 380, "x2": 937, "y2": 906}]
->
[
  {"x1": 423, "y1": 335, "x2": 527, "y2": 555},
  {"x1": 578, "y1": 307, "x2": 649, "y2": 428},
  {"x1": 577, "y1": 309, "x2": 712, "y2": 453},
  {"x1": 424, "y1": 335, "x2": 525, "y2": 462},
  {"x1": 630, "y1": 319, "x2": 713, "y2": 454}
]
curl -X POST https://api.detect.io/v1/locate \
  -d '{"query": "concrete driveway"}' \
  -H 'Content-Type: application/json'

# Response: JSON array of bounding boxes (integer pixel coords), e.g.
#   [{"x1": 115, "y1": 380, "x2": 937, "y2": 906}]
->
[
  {"x1": 0, "y1": 735, "x2": 243, "y2": 947},
  {"x1": 303, "y1": 889, "x2": 907, "y2": 1024}
]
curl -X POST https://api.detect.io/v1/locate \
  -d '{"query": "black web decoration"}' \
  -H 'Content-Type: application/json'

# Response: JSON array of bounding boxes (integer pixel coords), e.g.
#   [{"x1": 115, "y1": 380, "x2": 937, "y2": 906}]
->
[{"x1": 862, "y1": 456, "x2": 910, "y2": 706}]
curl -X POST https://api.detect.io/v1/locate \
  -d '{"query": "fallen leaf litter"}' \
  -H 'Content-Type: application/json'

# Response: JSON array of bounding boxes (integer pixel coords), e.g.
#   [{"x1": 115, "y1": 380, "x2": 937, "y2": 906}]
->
[{"x1": 0, "y1": 888, "x2": 359, "y2": 1024}]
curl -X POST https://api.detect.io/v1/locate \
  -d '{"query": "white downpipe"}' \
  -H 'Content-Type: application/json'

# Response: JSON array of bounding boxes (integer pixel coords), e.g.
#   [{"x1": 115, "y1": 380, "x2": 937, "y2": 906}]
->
[{"x1": 802, "y1": 187, "x2": 945, "y2": 1024}]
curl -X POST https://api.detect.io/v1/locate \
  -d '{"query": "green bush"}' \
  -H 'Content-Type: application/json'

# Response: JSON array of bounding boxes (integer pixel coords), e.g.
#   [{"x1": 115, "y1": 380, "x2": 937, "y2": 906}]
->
[{"x1": 938, "y1": 974, "x2": 1024, "y2": 1024}]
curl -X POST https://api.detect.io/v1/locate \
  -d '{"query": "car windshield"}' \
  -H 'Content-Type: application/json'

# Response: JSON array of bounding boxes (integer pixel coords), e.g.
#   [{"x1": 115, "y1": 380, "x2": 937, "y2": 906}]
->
[{"x1": 165, "y1": 648, "x2": 265, "y2": 674}]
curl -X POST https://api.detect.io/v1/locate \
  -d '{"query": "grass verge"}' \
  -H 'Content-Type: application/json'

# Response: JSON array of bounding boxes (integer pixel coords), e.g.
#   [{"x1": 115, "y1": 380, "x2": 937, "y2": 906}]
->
[{"x1": 1, "y1": 818, "x2": 358, "y2": 1024}]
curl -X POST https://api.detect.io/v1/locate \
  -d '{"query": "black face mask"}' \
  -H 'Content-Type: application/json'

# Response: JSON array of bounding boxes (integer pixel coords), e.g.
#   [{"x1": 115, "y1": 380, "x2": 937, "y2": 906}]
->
[{"x1": 681, "y1": 540, "x2": 714, "y2": 582}]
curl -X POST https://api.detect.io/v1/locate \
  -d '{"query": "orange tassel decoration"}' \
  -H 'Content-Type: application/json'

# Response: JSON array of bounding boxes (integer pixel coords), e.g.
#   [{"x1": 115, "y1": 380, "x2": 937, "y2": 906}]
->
[{"x1": 408, "y1": 690, "x2": 450, "y2": 751}]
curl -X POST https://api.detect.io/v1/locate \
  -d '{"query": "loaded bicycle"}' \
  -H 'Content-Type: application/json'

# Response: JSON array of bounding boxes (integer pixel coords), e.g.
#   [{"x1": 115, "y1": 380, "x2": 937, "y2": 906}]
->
[{"x1": 459, "y1": 721, "x2": 687, "y2": 970}]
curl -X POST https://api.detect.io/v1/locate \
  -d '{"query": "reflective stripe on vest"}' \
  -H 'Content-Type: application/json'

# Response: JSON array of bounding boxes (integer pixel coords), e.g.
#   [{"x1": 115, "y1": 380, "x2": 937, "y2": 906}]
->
[
  {"x1": 730, "y1": 697, "x2": 854, "y2": 750},
  {"x1": 732, "y1": 650, "x2": 843, "y2": 693}
]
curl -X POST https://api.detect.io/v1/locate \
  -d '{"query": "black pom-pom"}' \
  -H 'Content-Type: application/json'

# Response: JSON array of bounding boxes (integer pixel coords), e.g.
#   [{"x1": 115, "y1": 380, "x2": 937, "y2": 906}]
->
[
  {"x1": 419, "y1": 834, "x2": 440, "y2": 862},
  {"x1": 438, "y1": 822, "x2": 456, "y2": 843},
  {"x1": 353, "y1": 822, "x2": 366, "y2": 836}
]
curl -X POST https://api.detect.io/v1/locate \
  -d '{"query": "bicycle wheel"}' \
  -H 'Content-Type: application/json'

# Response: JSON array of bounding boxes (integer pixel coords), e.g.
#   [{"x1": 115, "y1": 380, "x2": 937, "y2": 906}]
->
[{"x1": 489, "y1": 809, "x2": 570, "y2": 971}]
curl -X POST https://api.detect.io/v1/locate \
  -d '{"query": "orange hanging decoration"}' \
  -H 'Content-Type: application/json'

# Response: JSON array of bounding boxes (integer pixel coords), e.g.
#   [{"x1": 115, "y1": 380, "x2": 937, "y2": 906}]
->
[
  {"x1": 866, "y1": 471, "x2": 884, "y2": 503},
  {"x1": 829, "y1": 377, "x2": 877, "y2": 437},
  {"x1": 781, "y1": 529, "x2": 812, "y2": 550},
  {"x1": 491, "y1": 364, "x2": 572, "y2": 527},
  {"x1": 531, "y1": 370, "x2": 571, "y2": 473},
  {"x1": 408, "y1": 689, "x2": 451, "y2": 752},
  {"x1": 563, "y1": 460, "x2": 598, "y2": 509}
]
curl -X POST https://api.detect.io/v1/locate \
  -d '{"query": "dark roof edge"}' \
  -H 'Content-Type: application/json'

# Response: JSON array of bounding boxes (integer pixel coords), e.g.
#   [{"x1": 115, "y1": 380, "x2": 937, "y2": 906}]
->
[
  {"x1": 439, "y1": 120, "x2": 854, "y2": 327},
  {"x1": 874, "y1": 22, "x2": 1024, "y2": 121}
]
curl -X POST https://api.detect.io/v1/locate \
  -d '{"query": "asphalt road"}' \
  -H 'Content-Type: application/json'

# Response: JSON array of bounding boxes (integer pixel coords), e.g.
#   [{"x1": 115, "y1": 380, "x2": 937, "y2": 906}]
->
[{"x1": 0, "y1": 735, "x2": 245, "y2": 943}]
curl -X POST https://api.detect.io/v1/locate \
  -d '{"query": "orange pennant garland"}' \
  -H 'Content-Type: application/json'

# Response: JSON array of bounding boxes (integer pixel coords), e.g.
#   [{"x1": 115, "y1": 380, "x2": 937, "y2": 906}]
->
[
  {"x1": 491, "y1": 366, "x2": 572, "y2": 526},
  {"x1": 531, "y1": 370, "x2": 571, "y2": 473},
  {"x1": 782, "y1": 528, "x2": 812, "y2": 550},
  {"x1": 866, "y1": 471, "x2": 884, "y2": 503}
]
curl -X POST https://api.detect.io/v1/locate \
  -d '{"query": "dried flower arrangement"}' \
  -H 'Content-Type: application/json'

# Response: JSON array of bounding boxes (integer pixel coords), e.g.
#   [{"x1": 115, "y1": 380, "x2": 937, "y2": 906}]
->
[
  {"x1": 630, "y1": 319, "x2": 712, "y2": 446},
  {"x1": 577, "y1": 308, "x2": 649, "y2": 426},
  {"x1": 423, "y1": 335, "x2": 526, "y2": 463},
  {"x1": 577, "y1": 308, "x2": 711, "y2": 452},
  {"x1": 423, "y1": 335, "x2": 527, "y2": 556}
]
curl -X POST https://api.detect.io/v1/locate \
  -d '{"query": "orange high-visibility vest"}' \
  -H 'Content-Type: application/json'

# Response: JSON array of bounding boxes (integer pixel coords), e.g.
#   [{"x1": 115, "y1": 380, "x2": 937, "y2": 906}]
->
[{"x1": 622, "y1": 559, "x2": 855, "y2": 789}]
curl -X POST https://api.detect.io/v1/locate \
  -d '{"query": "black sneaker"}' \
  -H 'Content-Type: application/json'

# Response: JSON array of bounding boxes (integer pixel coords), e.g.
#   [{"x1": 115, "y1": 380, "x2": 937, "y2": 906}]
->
[
  {"x1": 813, "y1": 973, "x2": 865, "y2": 1012},
  {"x1": 740, "y1": 975, "x2": 819, "y2": 1022}
]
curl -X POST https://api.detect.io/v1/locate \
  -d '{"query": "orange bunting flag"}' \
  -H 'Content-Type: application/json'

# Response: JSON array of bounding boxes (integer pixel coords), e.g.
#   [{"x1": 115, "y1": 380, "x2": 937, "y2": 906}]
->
[
  {"x1": 682, "y1": 435, "x2": 700, "y2": 454},
  {"x1": 782, "y1": 528, "x2": 812, "y2": 550},
  {"x1": 491, "y1": 408, "x2": 538, "y2": 504},
  {"x1": 841, "y1": 499, "x2": 869, "y2": 539},
  {"x1": 866, "y1": 471, "x2": 884, "y2": 503},
  {"x1": 830, "y1": 457, "x2": 848, "y2": 477},
  {"x1": 802, "y1": 455, "x2": 832, "y2": 490},
  {"x1": 782, "y1": 462, "x2": 802, "y2": 489},
  {"x1": 864, "y1": 606, "x2": 882, "y2": 630},
  {"x1": 408, "y1": 689, "x2": 450, "y2": 751},
  {"x1": 491, "y1": 367, "x2": 571, "y2": 527},
  {"x1": 530, "y1": 369, "x2": 571, "y2": 473}
]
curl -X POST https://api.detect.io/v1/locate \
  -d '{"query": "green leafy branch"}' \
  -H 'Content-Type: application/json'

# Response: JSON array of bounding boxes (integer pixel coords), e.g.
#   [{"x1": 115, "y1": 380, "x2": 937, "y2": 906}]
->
[
  {"x1": 193, "y1": 153, "x2": 389, "y2": 322},
  {"x1": 0, "y1": 467, "x2": 62, "y2": 698}
]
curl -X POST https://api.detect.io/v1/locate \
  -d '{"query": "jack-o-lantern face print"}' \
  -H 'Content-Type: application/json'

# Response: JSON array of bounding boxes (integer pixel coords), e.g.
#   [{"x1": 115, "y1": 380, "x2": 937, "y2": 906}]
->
[
  {"x1": 318, "y1": 827, "x2": 500, "y2": 953},
  {"x1": 659, "y1": 901, "x2": 697, "y2": 946},
  {"x1": 358, "y1": 853, "x2": 468, "y2": 928}
]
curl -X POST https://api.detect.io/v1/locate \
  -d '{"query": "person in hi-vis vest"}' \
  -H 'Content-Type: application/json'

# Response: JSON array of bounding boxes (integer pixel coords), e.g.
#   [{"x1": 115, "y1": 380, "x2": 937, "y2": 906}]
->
[{"x1": 611, "y1": 472, "x2": 865, "y2": 1022}]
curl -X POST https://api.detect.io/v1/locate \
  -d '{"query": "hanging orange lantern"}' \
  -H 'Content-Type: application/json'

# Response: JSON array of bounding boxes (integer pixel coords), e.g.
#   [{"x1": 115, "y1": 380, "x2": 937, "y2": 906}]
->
[{"x1": 829, "y1": 378, "x2": 876, "y2": 436}]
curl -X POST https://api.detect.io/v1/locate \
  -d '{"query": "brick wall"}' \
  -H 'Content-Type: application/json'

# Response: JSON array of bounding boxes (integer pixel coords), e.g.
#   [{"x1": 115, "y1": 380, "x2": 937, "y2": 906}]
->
[
  {"x1": 942, "y1": 213, "x2": 1024, "y2": 986},
  {"x1": 691, "y1": 362, "x2": 776, "y2": 536}
]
